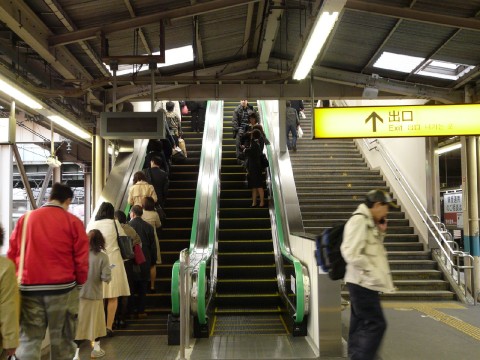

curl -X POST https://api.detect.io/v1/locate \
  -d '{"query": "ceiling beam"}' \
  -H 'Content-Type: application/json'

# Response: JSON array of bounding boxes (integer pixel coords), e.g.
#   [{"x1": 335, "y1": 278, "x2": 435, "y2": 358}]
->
[
  {"x1": 44, "y1": 0, "x2": 110, "y2": 77},
  {"x1": 257, "y1": 1, "x2": 283, "y2": 71},
  {"x1": 243, "y1": 3, "x2": 254, "y2": 56},
  {"x1": 193, "y1": 16, "x2": 204, "y2": 67},
  {"x1": 49, "y1": 0, "x2": 260, "y2": 47},
  {"x1": 312, "y1": 65, "x2": 463, "y2": 104},
  {"x1": 346, "y1": 0, "x2": 480, "y2": 32},
  {"x1": 0, "y1": 0, "x2": 93, "y2": 80},
  {"x1": 123, "y1": 0, "x2": 152, "y2": 54},
  {"x1": 252, "y1": 0, "x2": 266, "y2": 53}
]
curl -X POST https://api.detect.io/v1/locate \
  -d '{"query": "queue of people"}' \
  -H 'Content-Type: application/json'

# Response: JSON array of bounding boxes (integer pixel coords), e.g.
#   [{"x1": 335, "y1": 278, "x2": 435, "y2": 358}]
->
[{"x1": 0, "y1": 170, "x2": 170, "y2": 359}]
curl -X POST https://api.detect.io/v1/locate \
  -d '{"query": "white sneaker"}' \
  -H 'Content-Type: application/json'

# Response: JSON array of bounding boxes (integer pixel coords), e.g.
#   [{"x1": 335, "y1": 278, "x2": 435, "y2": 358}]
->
[
  {"x1": 90, "y1": 348, "x2": 106, "y2": 359},
  {"x1": 73, "y1": 356, "x2": 80, "y2": 360}
]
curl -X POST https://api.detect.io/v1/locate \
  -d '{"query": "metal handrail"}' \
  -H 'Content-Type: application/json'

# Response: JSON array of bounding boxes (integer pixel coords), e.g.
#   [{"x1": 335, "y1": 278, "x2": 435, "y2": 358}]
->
[
  {"x1": 363, "y1": 139, "x2": 476, "y2": 304},
  {"x1": 258, "y1": 101, "x2": 310, "y2": 322}
]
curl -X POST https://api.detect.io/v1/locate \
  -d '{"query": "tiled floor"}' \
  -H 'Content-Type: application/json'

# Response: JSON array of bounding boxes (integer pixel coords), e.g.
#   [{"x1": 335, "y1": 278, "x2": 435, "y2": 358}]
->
[
  {"x1": 190, "y1": 335, "x2": 318, "y2": 359},
  {"x1": 39, "y1": 301, "x2": 480, "y2": 360}
]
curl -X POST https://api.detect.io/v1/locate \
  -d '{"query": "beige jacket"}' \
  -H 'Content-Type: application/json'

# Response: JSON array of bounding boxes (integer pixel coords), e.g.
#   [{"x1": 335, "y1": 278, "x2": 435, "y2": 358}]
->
[
  {"x1": 128, "y1": 181, "x2": 157, "y2": 207},
  {"x1": 341, "y1": 204, "x2": 395, "y2": 293},
  {"x1": 0, "y1": 257, "x2": 19, "y2": 351}
]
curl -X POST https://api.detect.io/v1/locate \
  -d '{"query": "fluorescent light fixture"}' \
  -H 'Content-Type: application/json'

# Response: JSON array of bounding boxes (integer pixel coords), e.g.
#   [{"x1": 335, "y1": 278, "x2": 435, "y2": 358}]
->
[
  {"x1": 374, "y1": 52, "x2": 475, "y2": 80},
  {"x1": 0, "y1": 79, "x2": 43, "y2": 109},
  {"x1": 105, "y1": 45, "x2": 194, "y2": 76},
  {"x1": 293, "y1": 0, "x2": 345, "y2": 80},
  {"x1": 435, "y1": 143, "x2": 461, "y2": 155},
  {"x1": 48, "y1": 115, "x2": 91, "y2": 140}
]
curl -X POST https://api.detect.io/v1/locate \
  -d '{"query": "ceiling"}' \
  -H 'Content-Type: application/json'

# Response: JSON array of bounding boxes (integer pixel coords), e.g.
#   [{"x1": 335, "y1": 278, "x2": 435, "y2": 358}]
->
[{"x1": 1, "y1": 0, "x2": 480, "y2": 142}]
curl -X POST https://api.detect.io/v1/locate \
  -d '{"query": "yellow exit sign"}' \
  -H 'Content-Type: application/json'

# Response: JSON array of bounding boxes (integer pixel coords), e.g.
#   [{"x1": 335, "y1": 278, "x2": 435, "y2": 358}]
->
[{"x1": 314, "y1": 104, "x2": 480, "y2": 138}]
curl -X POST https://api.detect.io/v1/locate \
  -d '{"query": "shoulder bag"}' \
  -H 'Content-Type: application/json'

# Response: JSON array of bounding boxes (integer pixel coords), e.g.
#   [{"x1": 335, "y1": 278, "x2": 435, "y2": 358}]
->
[
  {"x1": 114, "y1": 220, "x2": 134, "y2": 260},
  {"x1": 133, "y1": 244, "x2": 146, "y2": 265},
  {"x1": 17, "y1": 211, "x2": 31, "y2": 285}
]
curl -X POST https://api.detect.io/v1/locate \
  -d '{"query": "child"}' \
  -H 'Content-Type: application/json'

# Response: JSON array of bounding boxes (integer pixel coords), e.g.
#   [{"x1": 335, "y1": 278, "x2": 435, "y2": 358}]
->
[{"x1": 74, "y1": 230, "x2": 112, "y2": 360}]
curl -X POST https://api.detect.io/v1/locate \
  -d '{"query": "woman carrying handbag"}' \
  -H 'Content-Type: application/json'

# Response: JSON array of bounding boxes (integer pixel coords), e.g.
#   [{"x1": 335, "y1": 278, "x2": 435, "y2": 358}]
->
[{"x1": 86, "y1": 202, "x2": 130, "y2": 337}]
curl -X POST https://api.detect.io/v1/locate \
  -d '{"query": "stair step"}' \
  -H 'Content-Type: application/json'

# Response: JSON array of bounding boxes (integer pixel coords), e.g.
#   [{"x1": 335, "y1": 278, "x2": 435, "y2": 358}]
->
[{"x1": 293, "y1": 130, "x2": 452, "y2": 303}]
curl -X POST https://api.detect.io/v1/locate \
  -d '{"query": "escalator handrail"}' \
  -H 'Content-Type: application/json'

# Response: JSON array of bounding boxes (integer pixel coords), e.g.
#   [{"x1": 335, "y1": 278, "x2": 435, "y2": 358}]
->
[
  {"x1": 190, "y1": 101, "x2": 223, "y2": 324},
  {"x1": 171, "y1": 101, "x2": 223, "y2": 317},
  {"x1": 258, "y1": 100, "x2": 309, "y2": 322}
]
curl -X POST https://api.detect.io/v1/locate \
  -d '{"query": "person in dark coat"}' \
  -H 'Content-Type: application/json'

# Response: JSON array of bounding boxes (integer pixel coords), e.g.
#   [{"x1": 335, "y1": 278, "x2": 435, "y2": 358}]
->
[
  {"x1": 144, "y1": 156, "x2": 169, "y2": 207},
  {"x1": 128, "y1": 205, "x2": 157, "y2": 318},
  {"x1": 185, "y1": 101, "x2": 200, "y2": 132},
  {"x1": 232, "y1": 99, "x2": 255, "y2": 160},
  {"x1": 197, "y1": 101, "x2": 207, "y2": 132},
  {"x1": 244, "y1": 129, "x2": 266, "y2": 207},
  {"x1": 144, "y1": 140, "x2": 168, "y2": 173},
  {"x1": 290, "y1": 100, "x2": 304, "y2": 115}
]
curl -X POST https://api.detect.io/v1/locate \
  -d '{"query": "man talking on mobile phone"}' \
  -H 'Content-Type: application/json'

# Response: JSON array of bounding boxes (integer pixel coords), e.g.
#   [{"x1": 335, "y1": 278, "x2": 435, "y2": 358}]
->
[{"x1": 341, "y1": 189, "x2": 398, "y2": 360}]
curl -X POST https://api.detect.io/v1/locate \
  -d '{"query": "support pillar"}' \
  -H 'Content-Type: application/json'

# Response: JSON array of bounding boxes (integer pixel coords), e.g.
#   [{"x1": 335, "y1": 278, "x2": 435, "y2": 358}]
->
[
  {"x1": 84, "y1": 171, "x2": 92, "y2": 225},
  {"x1": 426, "y1": 137, "x2": 440, "y2": 249},
  {"x1": 278, "y1": 99, "x2": 287, "y2": 152},
  {"x1": 0, "y1": 144, "x2": 13, "y2": 254},
  {"x1": 461, "y1": 136, "x2": 480, "y2": 298},
  {"x1": 0, "y1": 104, "x2": 15, "y2": 247},
  {"x1": 92, "y1": 130, "x2": 106, "y2": 209}
]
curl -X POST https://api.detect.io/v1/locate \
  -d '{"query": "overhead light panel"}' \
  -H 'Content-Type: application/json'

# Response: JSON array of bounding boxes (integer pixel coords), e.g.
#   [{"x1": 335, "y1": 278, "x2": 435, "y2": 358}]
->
[
  {"x1": 435, "y1": 143, "x2": 461, "y2": 155},
  {"x1": 48, "y1": 115, "x2": 91, "y2": 140},
  {"x1": 0, "y1": 78, "x2": 43, "y2": 110},
  {"x1": 293, "y1": 0, "x2": 345, "y2": 80}
]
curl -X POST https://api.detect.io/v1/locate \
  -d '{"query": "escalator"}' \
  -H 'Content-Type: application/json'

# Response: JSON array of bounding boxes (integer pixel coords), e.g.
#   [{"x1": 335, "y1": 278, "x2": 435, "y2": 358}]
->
[
  {"x1": 210, "y1": 101, "x2": 287, "y2": 335},
  {"x1": 117, "y1": 111, "x2": 204, "y2": 336}
]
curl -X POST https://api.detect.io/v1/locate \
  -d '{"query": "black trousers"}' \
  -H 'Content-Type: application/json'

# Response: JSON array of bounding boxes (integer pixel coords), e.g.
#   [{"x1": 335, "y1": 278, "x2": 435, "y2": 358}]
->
[{"x1": 347, "y1": 283, "x2": 387, "y2": 360}]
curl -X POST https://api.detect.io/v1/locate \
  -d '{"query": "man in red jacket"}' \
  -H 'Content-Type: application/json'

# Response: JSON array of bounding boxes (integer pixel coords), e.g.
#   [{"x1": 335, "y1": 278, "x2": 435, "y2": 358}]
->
[{"x1": 8, "y1": 183, "x2": 89, "y2": 360}]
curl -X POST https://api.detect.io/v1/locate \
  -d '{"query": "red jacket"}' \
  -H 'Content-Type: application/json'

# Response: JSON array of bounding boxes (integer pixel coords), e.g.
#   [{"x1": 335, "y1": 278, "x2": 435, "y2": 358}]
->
[{"x1": 7, "y1": 204, "x2": 89, "y2": 293}]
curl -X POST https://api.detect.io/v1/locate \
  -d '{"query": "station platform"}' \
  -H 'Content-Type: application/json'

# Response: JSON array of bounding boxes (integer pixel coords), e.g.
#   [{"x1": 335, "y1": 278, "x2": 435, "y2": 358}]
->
[{"x1": 52, "y1": 300, "x2": 479, "y2": 360}]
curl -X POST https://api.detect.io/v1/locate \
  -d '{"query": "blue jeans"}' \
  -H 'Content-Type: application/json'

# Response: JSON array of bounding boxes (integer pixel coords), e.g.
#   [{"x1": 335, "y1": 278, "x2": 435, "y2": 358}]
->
[
  {"x1": 347, "y1": 283, "x2": 386, "y2": 360},
  {"x1": 286, "y1": 123, "x2": 297, "y2": 149}
]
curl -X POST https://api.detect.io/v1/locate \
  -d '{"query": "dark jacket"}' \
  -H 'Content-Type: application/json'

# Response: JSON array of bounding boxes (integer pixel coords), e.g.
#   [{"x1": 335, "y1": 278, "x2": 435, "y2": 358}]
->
[
  {"x1": 129, "y1": 217, "x2": 157, "y2": 278},
  {"x1": 232, "y1": 104, "x2": 254, "y2": 138},
  {"x1": 144, "y1": 167, "x2": 169, "y2": 207},
  {"x1": 290, "y1": 100, "x2": 304, "y2": 114},
  {"x1": 185, "y1": 101, "x2": 199, "y2": 112}
]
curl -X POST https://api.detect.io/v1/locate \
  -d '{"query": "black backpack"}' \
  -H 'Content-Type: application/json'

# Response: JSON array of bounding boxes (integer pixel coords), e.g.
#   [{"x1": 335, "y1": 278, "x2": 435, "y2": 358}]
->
[{"x1": 315, "y1": 213, "x2": 365, "y2": 280}]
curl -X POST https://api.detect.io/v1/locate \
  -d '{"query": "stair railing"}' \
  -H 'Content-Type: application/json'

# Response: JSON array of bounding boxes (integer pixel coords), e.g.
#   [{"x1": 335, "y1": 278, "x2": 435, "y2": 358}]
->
[{"x1": 363, "y1": 139, "x2": 477, "y2": 304}]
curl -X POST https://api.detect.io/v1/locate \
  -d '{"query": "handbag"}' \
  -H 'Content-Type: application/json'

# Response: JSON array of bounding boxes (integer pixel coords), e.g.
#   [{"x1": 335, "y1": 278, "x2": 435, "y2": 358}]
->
[
  {"x1": 261, "y1": 153, "x2": 269, "y2": 168},
  {"x1": 155, "y1": 204, "x2": 167, "y2": 225},
  {"x1": 133, "y1": 244, "x2": 146, "y2": 265},
  {"x1": 114, "y1": 221, "x2": 134, "y2": 260},
  {"x1": 297, "y1": 126, "x2": 304, "y2": 138},
  {"x1": 178, "y1": 138, "x2": 187, "y2": 157}
]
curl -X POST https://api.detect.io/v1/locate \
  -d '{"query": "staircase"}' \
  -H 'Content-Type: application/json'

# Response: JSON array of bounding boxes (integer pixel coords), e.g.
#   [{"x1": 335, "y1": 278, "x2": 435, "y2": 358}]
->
[
  {"x1": 117, "y1": 108, "x2": 203, "y2": 335},
  {"x1": 210, "y1": 101, "x2": 287, "y2": 335},
  {"x1": 290, "y1": 102, "x2": 455, "y2": 301}
]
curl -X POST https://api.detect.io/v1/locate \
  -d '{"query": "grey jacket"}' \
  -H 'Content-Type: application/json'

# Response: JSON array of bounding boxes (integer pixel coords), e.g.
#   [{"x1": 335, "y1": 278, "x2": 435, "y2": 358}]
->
[
  {"x1": 341, "y1": 203, "x2": 395, "y2": 293},
  {"x1": 79, "y1": 251, "x2": 111, "y2": 300},
  {"x1": 286, "y1": 107, "x2": 299, "y2": 126}
]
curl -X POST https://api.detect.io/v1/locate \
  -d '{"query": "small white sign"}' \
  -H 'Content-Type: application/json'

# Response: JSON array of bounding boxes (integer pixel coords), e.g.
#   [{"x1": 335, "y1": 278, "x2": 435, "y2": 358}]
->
[
  {"x1": 457, "y1": 213, "x2": 463, "y2": 229},
  {"x1": 0, "y1": 118, "x2": 9, "y2": 143},
  {"x1": 290, "y1": 275, "x2": 296, "y2": 294}
]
